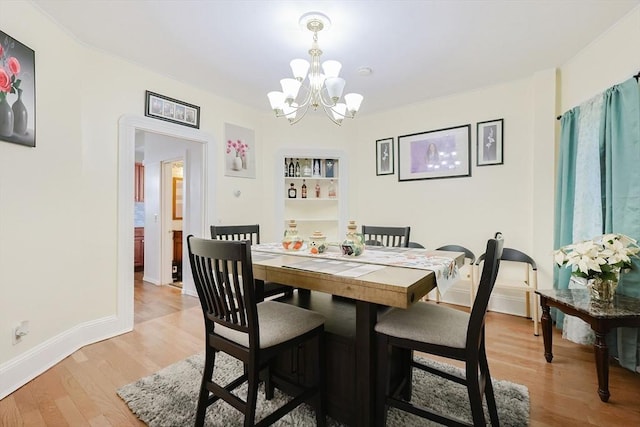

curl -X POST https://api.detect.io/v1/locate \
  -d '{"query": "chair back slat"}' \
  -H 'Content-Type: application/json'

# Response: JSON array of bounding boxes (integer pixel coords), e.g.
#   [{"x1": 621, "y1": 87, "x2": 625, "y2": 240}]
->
[
  {"x1": 188, "y1": 236, "x2": 258, "y2": 341},
  {"x1": 361, "y1": 225, "x2": 411, "y2": 248},
  {"x1": 210, "y1": 224, "x2": 261, "y2": 244},
  {"x1": 467, "y1": 234, "x2": 504, "y2": 348}
]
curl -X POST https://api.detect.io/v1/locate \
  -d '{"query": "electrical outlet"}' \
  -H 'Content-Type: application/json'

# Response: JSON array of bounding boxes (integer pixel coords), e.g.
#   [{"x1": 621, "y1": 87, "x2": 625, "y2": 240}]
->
[{"x1": 12, "y1": 320, "x2": 29, "y2": 345}]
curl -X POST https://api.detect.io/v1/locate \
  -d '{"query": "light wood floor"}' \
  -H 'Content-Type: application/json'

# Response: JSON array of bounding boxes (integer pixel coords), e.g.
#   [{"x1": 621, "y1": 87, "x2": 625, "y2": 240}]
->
[{"x1": 1, "y1": 277, "x2": 639, "y2": 426}]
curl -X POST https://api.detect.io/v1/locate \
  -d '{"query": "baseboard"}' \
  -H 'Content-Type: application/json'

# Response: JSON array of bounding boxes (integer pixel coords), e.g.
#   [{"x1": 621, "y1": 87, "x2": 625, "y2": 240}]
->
[
  {"x1": 436, "y1": 282, "x2": 532, "y2": 317},
  {"x1": 0, "y1": 315, "x2": 131, "y2": 400}
]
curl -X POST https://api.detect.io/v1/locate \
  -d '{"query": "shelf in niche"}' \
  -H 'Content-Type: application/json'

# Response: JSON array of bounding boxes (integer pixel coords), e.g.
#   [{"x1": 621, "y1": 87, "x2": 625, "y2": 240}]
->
[
  {"x1": 285, "y1": 177, "x2": 338, "y2": 181},
  {"x1": 286, "y1": 198, "x2": 338, "y2": 202}
]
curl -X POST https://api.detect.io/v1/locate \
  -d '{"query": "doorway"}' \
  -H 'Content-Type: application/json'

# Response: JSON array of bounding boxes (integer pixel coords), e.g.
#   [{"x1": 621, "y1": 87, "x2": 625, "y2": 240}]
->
[{"x1": 117, "y1": 115, "x2": 215, "y2": 332}]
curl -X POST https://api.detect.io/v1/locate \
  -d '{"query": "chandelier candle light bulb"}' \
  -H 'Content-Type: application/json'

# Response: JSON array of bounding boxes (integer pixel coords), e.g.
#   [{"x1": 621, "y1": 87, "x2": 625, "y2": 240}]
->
[{"x1": 267, "y1": 11, "x2": 364, "y2": 125}]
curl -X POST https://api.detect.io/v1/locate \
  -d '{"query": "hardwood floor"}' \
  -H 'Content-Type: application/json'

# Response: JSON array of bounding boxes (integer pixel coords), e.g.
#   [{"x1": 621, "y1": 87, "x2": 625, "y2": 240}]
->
[{"x1": 1, "y1": 277, "x2": 639, "y2": 426}]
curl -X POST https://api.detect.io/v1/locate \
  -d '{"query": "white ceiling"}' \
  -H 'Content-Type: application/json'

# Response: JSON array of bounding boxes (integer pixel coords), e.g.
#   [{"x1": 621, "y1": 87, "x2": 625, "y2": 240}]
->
[{"x1": 33, "y1": 0, "x2": 640, "y2": 116}]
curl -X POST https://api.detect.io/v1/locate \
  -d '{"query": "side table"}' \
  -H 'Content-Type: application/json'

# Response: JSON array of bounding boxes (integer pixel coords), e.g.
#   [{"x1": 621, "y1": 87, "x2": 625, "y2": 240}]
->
[{"x1": 536, "y1": 288, "x2": 640, "y2": 402}]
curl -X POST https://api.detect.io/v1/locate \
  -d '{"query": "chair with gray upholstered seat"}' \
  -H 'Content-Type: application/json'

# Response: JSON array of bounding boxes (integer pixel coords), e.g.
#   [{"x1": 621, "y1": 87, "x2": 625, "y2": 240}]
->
[
  {"x1": 210, "y1": 224, "x2": 294, "y2": 300},
  {"x1": 361, "y1": 225, "x2": 411, "y2": 248},
  {"x1": 375, "y1": 233, "x2": 504, "y2": 427},
  {"x1": 187, "y1": 236, "x2": 326, "y2": 427}
]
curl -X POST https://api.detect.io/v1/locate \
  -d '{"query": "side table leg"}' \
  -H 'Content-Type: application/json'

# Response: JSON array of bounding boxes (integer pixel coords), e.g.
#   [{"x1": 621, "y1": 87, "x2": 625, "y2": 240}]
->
[
  {"x1": 594, "y1": 331, "x2": 610, "y2": 402},
  {"x1": 541, "y1": 302, "x2": 553, "y2": 362}
]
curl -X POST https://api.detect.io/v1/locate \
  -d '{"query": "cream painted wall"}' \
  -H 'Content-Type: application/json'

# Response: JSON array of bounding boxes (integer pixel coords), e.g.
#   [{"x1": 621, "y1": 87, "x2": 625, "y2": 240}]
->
[{"x1": 1, "y1": 0, "x2": 639, "y2": 399}]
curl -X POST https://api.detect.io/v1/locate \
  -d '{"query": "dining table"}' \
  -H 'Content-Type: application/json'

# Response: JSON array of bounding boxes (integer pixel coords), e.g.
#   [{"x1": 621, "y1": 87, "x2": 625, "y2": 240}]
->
[{"x1": 251, "y1": 243, "x2": 464, "y2": 427}]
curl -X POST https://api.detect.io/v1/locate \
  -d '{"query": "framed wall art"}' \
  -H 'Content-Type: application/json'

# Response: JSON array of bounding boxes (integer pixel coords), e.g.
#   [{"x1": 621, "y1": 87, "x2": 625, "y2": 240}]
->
[
  {"x1": 398, "y1": 124, "x2": 471, "y2": 181},
  {"x1": 0, "y1": 30, "x2": 36, "y2": 147},
  {"x1": 376, "y1": 137, "x2": 394, "y2": 175},
  {"x1": 145, "y1": 90, "x2": 200, "y2": 128},
  {"x1": 476, "y1": 118, "x2": 503, "y2": 166},
  {"x1": 224, "y1": 123, "x2": 256, "y2": 178}
]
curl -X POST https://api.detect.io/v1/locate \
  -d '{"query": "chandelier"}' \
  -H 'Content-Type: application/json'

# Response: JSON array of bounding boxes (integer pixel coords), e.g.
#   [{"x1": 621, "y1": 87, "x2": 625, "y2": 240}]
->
[{"x1": 267, "y1": 12, "x2": 364, "y2": 126}]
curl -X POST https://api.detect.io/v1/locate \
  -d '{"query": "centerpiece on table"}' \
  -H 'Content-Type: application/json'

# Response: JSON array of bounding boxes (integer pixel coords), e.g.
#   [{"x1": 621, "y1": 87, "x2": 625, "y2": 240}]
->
[{"x1": 554, "y1": 233, "x2": 640, "y2": 303}]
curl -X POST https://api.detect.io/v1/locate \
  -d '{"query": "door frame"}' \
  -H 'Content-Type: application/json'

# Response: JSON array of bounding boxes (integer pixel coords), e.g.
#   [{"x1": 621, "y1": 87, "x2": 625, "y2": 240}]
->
[{"x1": 117, "y1": 114, "x2": 214, "y2": 332}]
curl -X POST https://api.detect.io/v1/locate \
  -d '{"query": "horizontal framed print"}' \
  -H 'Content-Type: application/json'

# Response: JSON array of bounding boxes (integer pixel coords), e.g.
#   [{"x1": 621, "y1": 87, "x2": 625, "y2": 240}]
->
[
  {"x1": 0, "y1": 30, "x2": 36, "y2": 147},
  {"x1": 376, "y1": 137, "x2": 394, "y2": 175},
  {"x1": 477, "y1": 118, "x2": 503, "y2": 166},
  {"x1": 145, "y1": 90, "x2": 200, "y2": 128},
  {"x1": 398, "y1": 124, "x2": 471, "y2": 181}
]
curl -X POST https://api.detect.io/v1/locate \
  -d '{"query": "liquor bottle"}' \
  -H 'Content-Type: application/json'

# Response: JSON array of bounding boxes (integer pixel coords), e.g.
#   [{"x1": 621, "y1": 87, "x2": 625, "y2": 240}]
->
[
  {"x1": 288, "y1": 158, "x2": 295, "y2": 177},
  {"x1": 301, "y1": 179, "x2": 307, "y2": 198},
  {"x1": 328, "y1": 179, "x2": 336, "y2": 198},
  {"x1": 295, "y1": 159, "x2": 301, "y2": 177},
  {"x1": 315, "y1": 181, "x2": 321, "y2": 198},
  {"x1": 288, "y1": 182, "x2": 297, "y2": 198},
  {"x1": 284, "y1": 158, "x2": 289, "y2": 177},
  {"x1": 302, "y1": 159, "x2": 312, "y2": 177}
]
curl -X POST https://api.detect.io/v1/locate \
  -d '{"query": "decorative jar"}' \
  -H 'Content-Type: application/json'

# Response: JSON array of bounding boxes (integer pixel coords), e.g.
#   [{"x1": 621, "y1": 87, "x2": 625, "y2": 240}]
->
[
  {"x1": 588, "y1": 275, "x2": 619, "y2": 303},
  {"x1": 282, "y1": 220, "x2": 304, "y2": 251},
  {"x1": 308, "y1": 231, "x2": 327, "y2": 254},
  {"x1": 341, "y1": 221, "x2": 365, "y2": 256}
]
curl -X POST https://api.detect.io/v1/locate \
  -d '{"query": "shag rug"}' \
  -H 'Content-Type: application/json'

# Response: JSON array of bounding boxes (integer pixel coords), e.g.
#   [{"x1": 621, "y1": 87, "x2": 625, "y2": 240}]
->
[{"x1": 117, "y1": 352, "x2": 529, "y2": 426}]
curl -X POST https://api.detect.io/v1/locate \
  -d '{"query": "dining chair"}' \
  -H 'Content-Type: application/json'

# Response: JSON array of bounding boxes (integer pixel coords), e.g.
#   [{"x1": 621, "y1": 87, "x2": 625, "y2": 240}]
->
[
  {"x1": 210, "y1": 224, "x2": 294, "y2": 300},
  {"x1": 187, "y1": 236, "x2": 326, "y2": 427},
  {"x1": 426, "y1": 245, "x2": 476, "y2": 304},
  {"x1": 476, "y1": 246, "x2": 539, "y2": 336},
  {"x1": 361, "y1": 225, "x2": 411, "y2": 248},
  {"x1": 374, "y1": 233, "x2": 504, "y2": 427}
]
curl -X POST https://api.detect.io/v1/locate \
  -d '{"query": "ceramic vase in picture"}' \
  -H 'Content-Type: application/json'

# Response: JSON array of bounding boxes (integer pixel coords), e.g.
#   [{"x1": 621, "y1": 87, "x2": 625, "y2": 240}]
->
[
  {"x1": 232, "y1": 156, "x2": 243, "y2": 171},
  {"x1": 308, "y1": 231, "x2": 327, "y2": 254},
  {"x1": 282, "y1": 220, "x2": 304, "y2": 251},
  {"x1": 12, "y1": 88, "x2": 28, "y2": 135},
  {"x1": 341, "y1": 221, "x2": 365, "y2": 256},
  {"x1": 0, "y1": 95, "x2": 13, "y2": 137}
]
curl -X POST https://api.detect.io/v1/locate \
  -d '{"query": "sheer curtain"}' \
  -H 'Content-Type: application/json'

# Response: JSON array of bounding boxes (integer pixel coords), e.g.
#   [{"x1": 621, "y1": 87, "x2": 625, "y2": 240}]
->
[{"x1": 554, "y1": 77, "x2": 640, "y2": 372}]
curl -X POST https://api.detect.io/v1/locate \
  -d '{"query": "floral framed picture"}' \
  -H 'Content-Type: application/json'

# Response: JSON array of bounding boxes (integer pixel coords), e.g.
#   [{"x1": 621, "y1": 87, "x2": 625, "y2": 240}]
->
[
  {"x1": 0, "y1": 30, "x2": 36, "y2": 147},
  {"x1": 224, "y1": 123, "x2": 256, "y2": 179},
  {"x1": 145, "y1": 90, "x2": 200, "y2": 129},
  {"x1": 398, "y1": 124, "x2": 471, "y2": 181},
  {"x1": 376, "y1": 137, "x2": 394, "y2": 175},
  {"x1": 476, "y1": 118, "x2": 503, "y2": 166}
]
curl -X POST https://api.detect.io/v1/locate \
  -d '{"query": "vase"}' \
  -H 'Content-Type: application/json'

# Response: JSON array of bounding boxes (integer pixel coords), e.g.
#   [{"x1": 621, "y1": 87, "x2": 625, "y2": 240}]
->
[
  {"x1": 588, "y1": 276, "x2": 618, "y2": 303},
  {"x1": 242, "y1": 155, "x2": 247, "y2": 169},
  {"x1": 12, "y1": 89, "x2": 28, "y2": 135},
  {"x1": 0, "y1": 95, "x2": 14, "y2": 138},
  {"x1": 341, "y1": 220, "x2": 365, "y2": 256},
  {"x1": 231, "y1": 156, "x2": 243, "y2": 171}
]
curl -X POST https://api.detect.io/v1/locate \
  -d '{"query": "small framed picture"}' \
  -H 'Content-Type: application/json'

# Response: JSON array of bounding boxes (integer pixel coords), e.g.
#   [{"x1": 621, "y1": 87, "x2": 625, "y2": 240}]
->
[
  {"x1": 145, "y1": 90, "x2": 200, "y2": 129},
  {"x1": 398, "y1": 124, "x2": 471, "y2": 182},
  {"x1": 476, "y1": 119, "x2": 503, "y2": 166},
  {"x1": 376, "y1": 137, "x2": 394, "y2": 175}
]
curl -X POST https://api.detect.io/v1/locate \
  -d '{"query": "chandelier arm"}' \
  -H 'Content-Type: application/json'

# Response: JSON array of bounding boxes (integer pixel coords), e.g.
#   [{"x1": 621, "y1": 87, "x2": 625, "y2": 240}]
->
[{"x1": 287, "y1": 102, "x2": 312, "y2": 125}]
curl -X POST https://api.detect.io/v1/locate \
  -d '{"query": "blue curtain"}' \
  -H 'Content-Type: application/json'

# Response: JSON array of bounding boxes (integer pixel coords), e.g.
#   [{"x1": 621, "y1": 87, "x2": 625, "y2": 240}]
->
[
  {"x1": 602, "y1": 78, "x2": 640, "y2": 371},
  {"x1": 555, "y1": 77, "x2": 640, "y2": 372}
]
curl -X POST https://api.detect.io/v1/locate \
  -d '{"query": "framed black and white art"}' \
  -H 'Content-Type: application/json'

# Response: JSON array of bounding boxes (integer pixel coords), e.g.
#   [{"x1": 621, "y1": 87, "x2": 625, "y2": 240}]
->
[{"x1": 476, "y1": 119, "x2": 503, "y2": 166}]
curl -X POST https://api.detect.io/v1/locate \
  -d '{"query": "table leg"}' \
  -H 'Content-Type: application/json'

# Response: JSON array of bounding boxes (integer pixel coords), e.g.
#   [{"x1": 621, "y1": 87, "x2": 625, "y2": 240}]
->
[
  {"x1": 355, "y1": 300, "x2": 377, "y2": 427},
  {"x1": 541, "y1": 301, "x2": 553, "y2": 363},
  {"x1": 594, "y1": 331, "x2": 610, "y2": 402}
]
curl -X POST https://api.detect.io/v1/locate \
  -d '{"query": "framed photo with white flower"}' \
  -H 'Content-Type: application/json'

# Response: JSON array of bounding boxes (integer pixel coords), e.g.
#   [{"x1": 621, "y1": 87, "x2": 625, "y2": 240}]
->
[
  {"x1": 476, "y1": 118, "x2": 503, "y2": 166},
  {"x1": 224, "y1": 123, "x2": 256, "y2": 179},
  {"x1": 0, "y1": 30, "x2": 36, "y2": 148},
  {"x1": 376, "y1": 137, "x2": 394, "y2": 175},
  {"x1": 145, "y1": 90, "x2": 200, "y2": 129}
]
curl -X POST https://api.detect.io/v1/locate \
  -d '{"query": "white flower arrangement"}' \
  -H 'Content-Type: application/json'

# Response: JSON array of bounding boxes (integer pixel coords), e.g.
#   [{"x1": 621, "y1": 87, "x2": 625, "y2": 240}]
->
[{"x1": 554, "y1": 233, "x2": 640, "y2": 281}]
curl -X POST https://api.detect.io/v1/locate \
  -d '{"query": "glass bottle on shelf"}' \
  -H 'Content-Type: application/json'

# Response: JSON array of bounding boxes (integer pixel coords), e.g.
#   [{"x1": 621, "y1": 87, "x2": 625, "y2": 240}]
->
[
  {"x1": 328, "y1": 179, "x2": 336, "y2": 198},
  {"x1": 282, "y1": 219, "x2": 304, "y2": 251},
  {"x1": 302, "y1": 159, "x2": 312, "y2": 177},
  {"x1": 341, "y1": 220, "x2": 365, "y2": 256},
  {"x1": 295, "y1": 159, "x2": 301, "y2": 177},
  {"x1": 284, "y1": 158, "x2": 289, "y2": 177},
  {"x1": 288, "y1": 158, "x2": 295, "y2": 177},
  {"x1": 301, "y1": 179, "x2": 307, "y2": 198},
  {"x1": 288, "y1": 182, "x2": 297, "y2": 198},
  {"x1": 315, "y1": 181, "x2": 321, "y2": 198}
]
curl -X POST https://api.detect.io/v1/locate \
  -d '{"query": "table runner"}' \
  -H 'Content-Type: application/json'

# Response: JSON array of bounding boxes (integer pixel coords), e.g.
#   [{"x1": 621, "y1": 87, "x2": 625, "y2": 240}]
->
[{"x1": 252, "y1": 243, "x2": 460, "y2": 295}]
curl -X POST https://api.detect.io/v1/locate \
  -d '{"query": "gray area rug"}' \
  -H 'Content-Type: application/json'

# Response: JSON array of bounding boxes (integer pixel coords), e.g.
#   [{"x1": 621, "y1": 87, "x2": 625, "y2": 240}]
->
[{"x1": 117, "y1": 352, "x2": 529, "y2": 426}]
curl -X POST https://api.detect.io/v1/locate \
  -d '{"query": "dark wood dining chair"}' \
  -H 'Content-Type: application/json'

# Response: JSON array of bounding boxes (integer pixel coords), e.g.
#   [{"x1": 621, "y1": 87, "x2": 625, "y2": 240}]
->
[
  {"x1": 427, "y1": 245, "x2": 476, "y2": 304},
  {"x1": 210, "y1": 224, "x2": 294, "y2": 300},
  {"x1": 361, "y1": 225, "x2": 411, "y2": 248},
  {"x1": 187, "y1": 236, "x2": 326, "y2": 427},
  {"x1": 375, "y1": 233, "x2": 504, "y2": 427}
]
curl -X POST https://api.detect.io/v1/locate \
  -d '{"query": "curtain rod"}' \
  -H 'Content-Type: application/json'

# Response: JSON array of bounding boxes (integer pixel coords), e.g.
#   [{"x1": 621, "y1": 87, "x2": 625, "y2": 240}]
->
[{"x1": 557, "y1": 70, "x2": 640, "y2": 120}]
